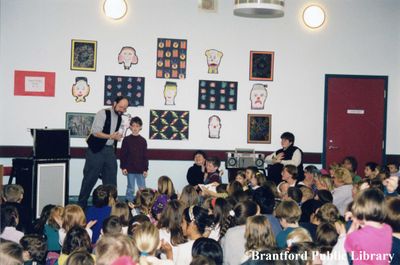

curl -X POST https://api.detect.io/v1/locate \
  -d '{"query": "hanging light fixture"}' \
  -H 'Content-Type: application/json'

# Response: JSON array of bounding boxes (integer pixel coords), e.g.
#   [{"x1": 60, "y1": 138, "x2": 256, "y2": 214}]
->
[
  {"x1": 103, "y1": 0, "x2": 128, "y2": 20},
  {"x1": 302, "y1": 5, "x2": 326, "y2": 28},
  {"x1": 234, "y1": 0, "x2": 285, "y2": 18}
]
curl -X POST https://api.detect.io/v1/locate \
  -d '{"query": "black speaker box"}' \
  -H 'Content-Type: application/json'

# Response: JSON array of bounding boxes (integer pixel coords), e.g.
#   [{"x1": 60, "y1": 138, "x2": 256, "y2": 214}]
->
[{"x1": 11, "y1": 158, "x2": 69, "y2": 220}]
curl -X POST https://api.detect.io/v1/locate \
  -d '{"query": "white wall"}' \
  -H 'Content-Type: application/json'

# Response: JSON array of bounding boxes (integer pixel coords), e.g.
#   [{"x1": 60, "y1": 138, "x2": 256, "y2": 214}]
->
[{"x1": 1, "y1": 0, "x2": 399, "y2": 194}]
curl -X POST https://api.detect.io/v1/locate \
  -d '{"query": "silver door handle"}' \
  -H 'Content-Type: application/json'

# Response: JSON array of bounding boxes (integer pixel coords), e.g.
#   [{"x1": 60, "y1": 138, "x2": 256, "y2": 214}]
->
[{"x1": 328, "y1": 145, "x2": 339, "y2": 150}]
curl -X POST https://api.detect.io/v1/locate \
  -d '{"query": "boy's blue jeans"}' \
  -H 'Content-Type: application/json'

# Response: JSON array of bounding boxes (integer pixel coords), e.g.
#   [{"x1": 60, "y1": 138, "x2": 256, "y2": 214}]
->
[{"x1": 126, "y1": 173, "x2": 146, "y2": 202}]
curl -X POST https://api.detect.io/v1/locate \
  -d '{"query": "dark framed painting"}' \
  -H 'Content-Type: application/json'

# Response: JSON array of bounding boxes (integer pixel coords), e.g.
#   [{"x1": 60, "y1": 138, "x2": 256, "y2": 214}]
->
[
  {"x1": 247, "y1": 114, "x2": 271, "y2": 144},
  {"x1": 65, "y1": 112, "x2": 95, "y2": 138},
  {"x1": 70, "y1": 39, "x2": 97, "y2": 71},
  {"x1": 249, "y1": 51, "x2": 274, "y2": 81}
]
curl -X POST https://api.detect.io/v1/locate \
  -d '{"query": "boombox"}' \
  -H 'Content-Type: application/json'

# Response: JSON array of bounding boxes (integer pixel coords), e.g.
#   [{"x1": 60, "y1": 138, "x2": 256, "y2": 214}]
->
[{"x1": 226, "y1": 148, "x2": 265, "y2": 169}]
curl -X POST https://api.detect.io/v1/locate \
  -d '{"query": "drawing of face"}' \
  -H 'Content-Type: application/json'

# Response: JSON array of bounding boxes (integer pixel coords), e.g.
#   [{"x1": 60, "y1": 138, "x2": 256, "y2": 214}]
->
[
  {"x1": 72, "y1": 77, "x2": 90, "y2": 103},
  {"x1": 205, "y1": 49, "x2": 223, "y2": 74},
  {"x1": 118, "y1": 46, "x2": 138, "y2": 70},
  {"x1": 164, "y1": 82, "x2": 177, "y2": 105},
  {"x1": 250, "y1": 84, "x2": 268, "y2": 109},
  {"x1": 208, "y1": 115, "x2": 221, "y2": 139}
]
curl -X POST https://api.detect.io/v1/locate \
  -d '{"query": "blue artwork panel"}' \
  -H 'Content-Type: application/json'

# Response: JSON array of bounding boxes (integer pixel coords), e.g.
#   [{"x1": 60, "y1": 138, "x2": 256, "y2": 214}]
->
[
  {"x1": 198, "y1": 80, "x2": 237, "y2": 111},
  {"x1": 104, "y1": 75, "x2": 145, "y2": 106}
]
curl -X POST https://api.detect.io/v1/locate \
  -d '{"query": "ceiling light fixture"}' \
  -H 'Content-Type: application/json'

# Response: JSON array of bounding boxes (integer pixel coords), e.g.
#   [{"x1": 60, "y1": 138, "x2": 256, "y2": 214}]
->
[
  {"x1": 234, "y1": 0, "x2": 285, "y2": 18},
  {"x1": 103, "y1": 0, "x2": 128, "y2": 20},
  {"x1": 302, "y1": 5, "x2": 325, "y2": 28}
]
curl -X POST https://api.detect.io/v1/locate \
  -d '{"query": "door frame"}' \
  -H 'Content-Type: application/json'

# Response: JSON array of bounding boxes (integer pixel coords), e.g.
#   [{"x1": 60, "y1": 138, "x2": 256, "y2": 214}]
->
[{"x1": 322, "y1": 74, "x2": 388, "y2": 168}]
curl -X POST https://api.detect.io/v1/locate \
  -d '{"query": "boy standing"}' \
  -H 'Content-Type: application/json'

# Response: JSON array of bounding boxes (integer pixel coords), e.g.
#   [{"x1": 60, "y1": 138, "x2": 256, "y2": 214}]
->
[{"x1": 120, "y1": 117, "x2": 148, "y2": 202}]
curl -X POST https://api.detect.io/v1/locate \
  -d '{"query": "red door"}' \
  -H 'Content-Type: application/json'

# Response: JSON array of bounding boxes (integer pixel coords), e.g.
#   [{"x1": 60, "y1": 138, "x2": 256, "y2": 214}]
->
[{"x1": 323, "y1": 75, "x2": 387, "y2": 178}]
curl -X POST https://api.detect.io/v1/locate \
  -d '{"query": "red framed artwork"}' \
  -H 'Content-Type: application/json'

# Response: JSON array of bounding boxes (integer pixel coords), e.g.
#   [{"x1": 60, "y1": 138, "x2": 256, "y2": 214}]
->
[{"x1": 14, "y1": 70, "x2": 56, "y2": 97}]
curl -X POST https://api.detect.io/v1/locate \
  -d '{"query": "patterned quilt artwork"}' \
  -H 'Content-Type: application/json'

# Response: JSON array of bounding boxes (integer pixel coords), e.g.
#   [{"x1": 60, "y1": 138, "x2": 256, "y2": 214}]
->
[
  {"x1": 149, "y1": 110, "x2": 189, "y2": 140},
  {"x1": 156, "y1": 38, "x2": 187, "y2": 79},
  {"x1": 104, "y1": 75, "x2": 145, "y2": 106},
  {"x1": 198, "y1": 80, "x2": 237, "y2": 111}
]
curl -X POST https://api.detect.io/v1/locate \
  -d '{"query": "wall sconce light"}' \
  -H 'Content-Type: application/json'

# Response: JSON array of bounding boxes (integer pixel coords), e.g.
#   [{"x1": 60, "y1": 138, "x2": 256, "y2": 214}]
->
[
  {"x1": 302, "y1": 5, "x2": 325, "y2": 28},
  {"x1": 103, "y1": 0, "x2": 128, "y2": 20}
]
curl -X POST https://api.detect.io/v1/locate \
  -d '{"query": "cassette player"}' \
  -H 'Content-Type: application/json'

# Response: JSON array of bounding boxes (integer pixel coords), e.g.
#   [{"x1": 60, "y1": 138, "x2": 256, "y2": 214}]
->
[{"x1": 226, "y1": 148, "x2": 265, "y2": 169}]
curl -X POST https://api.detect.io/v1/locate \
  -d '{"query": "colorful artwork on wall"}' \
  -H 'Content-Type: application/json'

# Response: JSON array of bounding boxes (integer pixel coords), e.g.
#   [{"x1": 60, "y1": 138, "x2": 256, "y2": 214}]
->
[
  {"x1": 247, "y1": 114, "x2": 271, "y2": 144},
  {"x1": 205, "y1": 49, "x2": 223, "y2": 74},
  {"x1": 249, "y1": 51, "x2": 274, "y2": 81},
  {"x1": 208, "y1": 115, "x2": 221, "y2": 139},
  {"x1": 14, "y1": 70, "x2": 56, "y2": 97},
  {"x1": 164, "y1": 82, "x2": 177, "y2": 105},
  {"x1": 118, "y1": 46, "x2": 138, "y2": 70},
  {"x1": 104, "y1": 75, "x2": 145, "y2": 107},
  {"x1": 198, "y1": 80, "x2": 237, "y2": 111},
  {"x1": 156, "y1": 38, "x2": 187, "y2": 79},
  {"x1": 70, "y1": 39, "x2": 97, "y2": 71},
  {"x1": 72, "y1": 77, "x2": 91, "y2": 103},
  {"x1": 149, "y1": 110, "x2": 189, "y2": 140},
  {"x1": 250, "y1": 83, "x2": 268, "y2": 110}
]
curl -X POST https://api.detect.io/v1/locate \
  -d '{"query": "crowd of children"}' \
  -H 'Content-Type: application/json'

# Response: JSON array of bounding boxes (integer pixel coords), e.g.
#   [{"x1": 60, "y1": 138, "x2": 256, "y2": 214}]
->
[{"x1": 1, "y1": 152, "x2": 400, "y2": 265}]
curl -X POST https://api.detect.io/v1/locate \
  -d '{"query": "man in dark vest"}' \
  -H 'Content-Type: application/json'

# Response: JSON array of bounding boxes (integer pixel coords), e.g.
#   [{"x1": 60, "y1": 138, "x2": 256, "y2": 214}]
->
[
  {"x1": 265, "y1": 132, "x2": 304, "y2": 185},
  {"x1": 77, "y1": 96, "x2": 129, "y2": 208}
]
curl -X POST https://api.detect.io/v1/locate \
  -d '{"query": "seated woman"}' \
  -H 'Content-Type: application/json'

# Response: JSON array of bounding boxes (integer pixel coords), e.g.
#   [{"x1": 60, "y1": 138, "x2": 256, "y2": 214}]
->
[{"x1": 186, "y1": 150, "x2": 207, "y2": 187}]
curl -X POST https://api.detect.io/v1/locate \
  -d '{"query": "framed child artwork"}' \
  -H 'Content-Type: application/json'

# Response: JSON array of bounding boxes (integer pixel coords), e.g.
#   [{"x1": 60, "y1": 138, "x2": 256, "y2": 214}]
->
[
  {"x1": 70, "y1": 39, "x2": 97, "y2": 71},
  {"x1": 247, "y1": 114, "x2": 271, "y2": 144},
  {"x1": 65, "y1": 112, "x2": 95, "y2": 138},
  {"x1": 249, "y1": 51, "x2": 274, "y2": 81}
]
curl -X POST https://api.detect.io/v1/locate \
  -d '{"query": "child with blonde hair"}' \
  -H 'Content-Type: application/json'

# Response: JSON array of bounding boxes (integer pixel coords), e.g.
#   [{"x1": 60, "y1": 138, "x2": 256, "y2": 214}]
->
[
  {"x1": 332, "y1": 167, "x2": 353, "y2": 215},
  {"x1": 345, "y1": 188, "x2": 392, "y2": 265},
  {"x1": 95, "y1": 233, "x2": 138, "y2": 265},
  {"x1": 59, "y1": 204, "x2": 95, "y2": 246},
  {"x1": 133, "y1": 221, "x2": 173, "y2": 265},
  {"x1": 179, "y1": 185, "x2": 200, "y2": 209},
  {"x1": 315, "y1": 174, "x2": 334, "y2": 191},
  {"x1": 0, "y1": 241, "x2": 24, "y2": 265},
  {"x1": 64, "y1": 250, "x2": 95, "y2": 265},
  {"x1": 286, "y1": 227, "x2": 312, "y2": 247},
  {"x1": 242, "y1": 215, "x2": 276, "y2": 263},
  {"x1": 158, "y1": 175, "x2": 176, "y2": 199}
]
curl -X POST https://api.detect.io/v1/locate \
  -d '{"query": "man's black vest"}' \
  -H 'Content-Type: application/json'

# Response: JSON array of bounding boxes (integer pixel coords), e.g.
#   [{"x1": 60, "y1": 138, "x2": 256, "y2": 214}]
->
[
  {"x1": 86, "y1": 109, "x2": 122, "y2": 153},
  {"x1": 267, "y1": 145, "x2": 304, "y2": 185}
]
